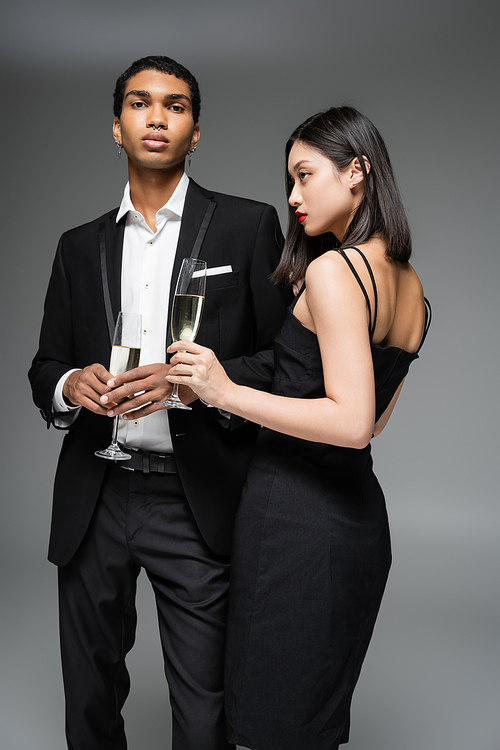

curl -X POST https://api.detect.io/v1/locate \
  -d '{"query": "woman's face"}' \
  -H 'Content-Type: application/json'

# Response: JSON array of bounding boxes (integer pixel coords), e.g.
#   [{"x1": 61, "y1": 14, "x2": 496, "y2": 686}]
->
[{"x1": 287, "y1": 141, "x2": 360, "y2": 240}]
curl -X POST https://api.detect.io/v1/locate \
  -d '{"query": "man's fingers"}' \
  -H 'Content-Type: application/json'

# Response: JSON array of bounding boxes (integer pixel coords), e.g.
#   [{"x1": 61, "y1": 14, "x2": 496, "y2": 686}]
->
[
  {"x1": 103, "y1": 370, "x2": 173, "y2": 405},
  {"x1": 122, "y1": 403, "x2": 165, "y2": 420},
  {"x1": 107, "y1": 366, "x2": 144, "y2": 387},
  {"x1": 106, "y1": 381, "x2": 174, "y2": 416},
  {"x1": 79, "y1": 394, "x2": 111, "y2": 416},
  {"x1": 93, "y1": 365, "x2": 112, "y2": 384},
  {"x1": 107, "y1": 395, "x2": 145, "y2": 415},
  {"x1": 108, "y1": 363, "x2": 172, "y2": 388},
  {"x1": 101, "y1": 380, "x2": 145, "y2": 404},
  {"x1": 63, "y1": 365, "x2": 113, "y2": 408},
  {"x1": 82, "y1": 363, "x2": 112, "y2": 386},
  {"x1": 178, "y1": 386, "x2": 198, "y2": 405},
  {"x1": 107, "y1": 389, "x2": 169, "y2": 416}
]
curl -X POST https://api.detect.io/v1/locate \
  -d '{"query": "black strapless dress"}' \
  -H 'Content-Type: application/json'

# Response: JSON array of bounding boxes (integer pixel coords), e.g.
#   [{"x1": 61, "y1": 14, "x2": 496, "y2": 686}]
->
[{"x1": 225, "y1": 249, "x2": 431, "y2": 750}]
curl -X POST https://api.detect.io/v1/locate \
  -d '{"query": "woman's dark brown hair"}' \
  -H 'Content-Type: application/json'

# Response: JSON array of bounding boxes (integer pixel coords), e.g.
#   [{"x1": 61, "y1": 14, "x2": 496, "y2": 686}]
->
[{"x1": 274, "y1": 106, "x2": 411, "y2": 286}]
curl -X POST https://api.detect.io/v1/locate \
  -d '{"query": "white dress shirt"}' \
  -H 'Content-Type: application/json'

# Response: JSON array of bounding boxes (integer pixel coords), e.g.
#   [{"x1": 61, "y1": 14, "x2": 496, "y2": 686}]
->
[{"x1": 53, "y1": 173, "x2": 190, "y2": 453}]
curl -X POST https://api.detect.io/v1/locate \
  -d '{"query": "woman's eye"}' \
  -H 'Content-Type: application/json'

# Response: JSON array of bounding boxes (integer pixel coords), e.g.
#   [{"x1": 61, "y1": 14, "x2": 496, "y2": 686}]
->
[{"x1": 299, "y1": 171, "x2": 309, "y2": 182}]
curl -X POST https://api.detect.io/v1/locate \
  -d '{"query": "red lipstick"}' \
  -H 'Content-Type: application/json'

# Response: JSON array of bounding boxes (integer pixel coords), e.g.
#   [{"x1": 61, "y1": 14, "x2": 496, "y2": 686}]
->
[{"x1": 295, "y1": 211, "x2": 307, "y2": 224}]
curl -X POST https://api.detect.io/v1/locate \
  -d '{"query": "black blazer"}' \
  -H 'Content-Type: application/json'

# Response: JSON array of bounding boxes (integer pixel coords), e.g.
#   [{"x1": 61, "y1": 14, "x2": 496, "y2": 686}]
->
[{"x1": 29, "y1": 179, "x2": 291, "y2": 565}]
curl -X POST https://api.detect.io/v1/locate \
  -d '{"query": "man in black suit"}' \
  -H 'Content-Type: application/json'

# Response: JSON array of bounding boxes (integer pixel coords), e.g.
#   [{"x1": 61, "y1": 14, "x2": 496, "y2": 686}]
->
[{"x1": 29, "y1": 56, "x2": 289, "y2": 750}]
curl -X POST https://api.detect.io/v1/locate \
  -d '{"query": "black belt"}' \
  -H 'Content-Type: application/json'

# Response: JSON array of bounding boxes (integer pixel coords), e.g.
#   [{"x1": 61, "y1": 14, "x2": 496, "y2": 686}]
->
[{"x1": 117, "y1": 445, "x2": 178, "y2": 474}]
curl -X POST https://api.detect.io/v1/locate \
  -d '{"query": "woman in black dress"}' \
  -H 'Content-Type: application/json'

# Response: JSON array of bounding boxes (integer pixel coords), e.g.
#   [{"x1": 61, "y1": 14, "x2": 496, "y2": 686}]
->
[{"x1": 167, "y1": 106, "x2": 430, "y2": 749}]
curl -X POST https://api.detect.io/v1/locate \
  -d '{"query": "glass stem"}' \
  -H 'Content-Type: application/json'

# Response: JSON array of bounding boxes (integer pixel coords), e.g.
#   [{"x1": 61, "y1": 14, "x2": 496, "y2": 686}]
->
[{"x1": 111, "y1": 415, "x2": 120, "y2": 447}]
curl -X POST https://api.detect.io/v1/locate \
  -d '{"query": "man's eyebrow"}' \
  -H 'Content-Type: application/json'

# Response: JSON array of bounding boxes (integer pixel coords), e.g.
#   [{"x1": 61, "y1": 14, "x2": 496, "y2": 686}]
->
[
  {"x1": 164, "y1": 93, "x2": 191, "y2": 103},
  {"x1": 124, "y1": 89, "x2": 151, "y2": 99},
  {"x1": 124, "y1": 90, "x2": 191, "y2": 103}
]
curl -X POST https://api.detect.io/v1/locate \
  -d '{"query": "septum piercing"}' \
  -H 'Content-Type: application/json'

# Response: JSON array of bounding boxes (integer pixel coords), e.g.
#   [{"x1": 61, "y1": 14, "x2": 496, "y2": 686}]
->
[{"x1": 149, "y1": 124, "x2": 164, "y2": 130}]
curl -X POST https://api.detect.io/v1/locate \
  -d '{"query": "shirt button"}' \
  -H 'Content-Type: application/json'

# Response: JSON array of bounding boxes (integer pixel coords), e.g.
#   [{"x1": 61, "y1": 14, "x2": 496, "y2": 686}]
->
[
  {"x1": 134, "y1": 213, "x2": 139, "y2": 219},
  {"x1": 145, "y1": 283, "x2": 149, "y2": 289},
  {"x1": 148, "y1": 240, "x2": 154, "y2": 245},
  {"x1": 143, "y1": 329, "x2": 147, "y2": 335},
  {"x1": 133, "y1": 421, "x2": 139, "y2": 426}
]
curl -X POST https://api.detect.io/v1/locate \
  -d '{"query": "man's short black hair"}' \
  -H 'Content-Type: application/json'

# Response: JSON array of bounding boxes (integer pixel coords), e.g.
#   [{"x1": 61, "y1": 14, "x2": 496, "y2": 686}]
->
[{"x1": 113, "y1": 55, "x2": 201, "y2": 124}]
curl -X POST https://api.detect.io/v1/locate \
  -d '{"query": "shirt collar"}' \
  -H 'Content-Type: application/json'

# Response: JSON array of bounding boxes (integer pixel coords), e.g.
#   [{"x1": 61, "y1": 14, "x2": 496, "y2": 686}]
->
[{"x1": 116, "y1": 172, "x2": 190, "y2": 224}]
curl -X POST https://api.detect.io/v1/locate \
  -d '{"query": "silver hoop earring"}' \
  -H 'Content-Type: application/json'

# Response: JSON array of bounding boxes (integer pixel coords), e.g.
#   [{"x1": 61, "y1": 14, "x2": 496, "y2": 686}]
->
[
  {"x1": 115, "y1": 140, "x2": 123, "y2": 159},
  {"x1": 187, "y1": 145, "x2": 197, "y2": 167}
]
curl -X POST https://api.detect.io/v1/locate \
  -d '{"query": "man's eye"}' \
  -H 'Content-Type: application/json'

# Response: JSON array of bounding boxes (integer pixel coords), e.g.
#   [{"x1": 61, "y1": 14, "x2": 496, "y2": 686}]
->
[
  {"x1": 132, "y1": 101, "x2": 146, "y2": 108},
  {"x1": 169, "y1": 105, "x2": 184, "y2": 112}
]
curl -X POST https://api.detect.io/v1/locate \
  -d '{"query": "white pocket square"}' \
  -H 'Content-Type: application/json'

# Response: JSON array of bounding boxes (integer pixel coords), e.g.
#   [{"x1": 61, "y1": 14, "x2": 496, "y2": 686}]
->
[{"x1": 206, "y1": 265, "x2": 233, "y2": 276}]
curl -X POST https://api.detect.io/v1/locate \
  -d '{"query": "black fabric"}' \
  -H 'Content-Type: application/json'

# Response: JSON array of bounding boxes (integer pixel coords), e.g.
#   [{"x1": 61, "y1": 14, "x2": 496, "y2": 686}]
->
[
  {"x1": 116, "y1": 445, "x2": 178, "y2": 474},
  {"x1": 28, "y1": 179, "x2": 292, "y2": 564},
  {"x1": 59, "y1": 464, "x2": 235, "y2": 750},
  {"x1": 28, "y1": 179, "x2": 292, "y2": 749},
  {"x1": 225, "y1": 252, "x2": 430, "y2": 749},
  {"x1": 99, "y1": 221, "x2": 116, "y2": 345}
]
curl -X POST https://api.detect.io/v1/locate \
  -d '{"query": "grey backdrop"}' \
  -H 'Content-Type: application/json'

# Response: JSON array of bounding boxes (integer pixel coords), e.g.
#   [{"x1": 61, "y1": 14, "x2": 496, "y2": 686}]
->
[{"x1": 2, "y1": 1, "x2": 499, "y2": 748}]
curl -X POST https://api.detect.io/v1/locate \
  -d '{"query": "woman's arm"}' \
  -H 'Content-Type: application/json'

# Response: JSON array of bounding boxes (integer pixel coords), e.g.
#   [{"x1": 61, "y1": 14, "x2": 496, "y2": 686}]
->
[
  {"x1": 168, "y1": 253, "x2": 376, "y2": 449},
  {"x1": 373, "y1": 380, "x2": 404, "y2": 436}
]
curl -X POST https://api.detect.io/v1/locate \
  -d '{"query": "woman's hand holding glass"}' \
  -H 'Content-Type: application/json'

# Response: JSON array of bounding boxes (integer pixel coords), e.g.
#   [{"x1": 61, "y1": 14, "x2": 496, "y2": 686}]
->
[
  {"x1": 155, "y1": 258, "x2": 207, "y2": 410},
  {"x1": 166, "y1": 340, "x2": 236, "y2": 411}
]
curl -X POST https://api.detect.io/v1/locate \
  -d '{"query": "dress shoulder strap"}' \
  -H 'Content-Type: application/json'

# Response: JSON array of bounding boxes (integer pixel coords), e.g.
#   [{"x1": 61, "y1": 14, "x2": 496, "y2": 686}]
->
[
  {"x1": 336, "y1": 247, "x2": 378, "y2": 340},
  {"x1": 290, "y1": 282, "x2": 306, "y2": 309},
  {"x1": 417, "y1": 297, "x2": 432, "y2": 353}
]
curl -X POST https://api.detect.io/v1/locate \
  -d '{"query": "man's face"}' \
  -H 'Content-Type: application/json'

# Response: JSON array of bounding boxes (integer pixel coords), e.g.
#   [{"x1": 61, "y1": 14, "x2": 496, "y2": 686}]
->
[{"x1": 113, "y1": 69, "x2": 200, "y2": 173}]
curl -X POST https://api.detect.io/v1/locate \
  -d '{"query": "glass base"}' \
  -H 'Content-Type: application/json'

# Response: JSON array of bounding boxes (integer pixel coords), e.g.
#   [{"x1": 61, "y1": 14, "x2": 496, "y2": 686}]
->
[
  {"x1": 155, "y1": 394, "x2": 192, "y2": 410},
  {"x1": 95, "y1": 443, "x2": 132, "y2": 461}
]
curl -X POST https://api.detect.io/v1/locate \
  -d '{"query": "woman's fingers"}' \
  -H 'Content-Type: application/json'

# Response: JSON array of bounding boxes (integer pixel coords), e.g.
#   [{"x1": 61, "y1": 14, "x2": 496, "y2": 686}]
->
[
  {"x1": 168, "y1": 342, "x2": 217, "y2": 371},
  {"x1": 168, "y1": 363, "x2": 199, "y2": 377},
  {"x1": 167, "y1": 340, "x2": 205, "y2": 355},
  {"x1": 169, "y1": 350, "x2": 199, "y2": 366},
  {"x1": 165, "y1": 342, "x2": 226, "y2": 408}
]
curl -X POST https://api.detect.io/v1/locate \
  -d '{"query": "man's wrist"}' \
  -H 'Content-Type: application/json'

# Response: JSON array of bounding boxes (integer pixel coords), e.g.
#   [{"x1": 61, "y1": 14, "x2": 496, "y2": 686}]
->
[{"x1": 54, "y1": 369, "x2": 81, "y2": 413}]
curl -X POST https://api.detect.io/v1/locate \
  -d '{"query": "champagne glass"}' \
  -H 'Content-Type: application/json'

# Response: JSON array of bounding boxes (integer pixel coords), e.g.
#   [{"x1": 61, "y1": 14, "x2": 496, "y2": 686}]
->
[
  {"x1": 156, "y1": 257, "x2": 206, "y2": 410},
  {"x1": 95, "y1": 311, "x2": 142, "y2": 460}
]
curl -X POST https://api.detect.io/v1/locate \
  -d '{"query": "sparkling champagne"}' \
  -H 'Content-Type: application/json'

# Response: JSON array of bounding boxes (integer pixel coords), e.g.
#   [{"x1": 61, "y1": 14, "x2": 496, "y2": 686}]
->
[
  {"x1": 109, "y1": 345, "x2": 141, "y2": 376},
  {"x1": 171, "y1": 294, "x2": 205, "y2": 342},
  {"x1": 95, "y1": 311, "x2": 142, "y2": 461}
]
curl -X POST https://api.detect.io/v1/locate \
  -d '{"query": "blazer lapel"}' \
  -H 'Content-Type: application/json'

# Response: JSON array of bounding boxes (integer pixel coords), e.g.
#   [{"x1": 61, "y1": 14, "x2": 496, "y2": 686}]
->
[
  {"x1": 99, "y1": 183, "x2": 217, "y2": 351},
  {"x1": 99, "y1": 211, "x2": 125, "y2": 343},
  {"x1": 166, "y1": 179, "x2": 217, "y2": 348}
]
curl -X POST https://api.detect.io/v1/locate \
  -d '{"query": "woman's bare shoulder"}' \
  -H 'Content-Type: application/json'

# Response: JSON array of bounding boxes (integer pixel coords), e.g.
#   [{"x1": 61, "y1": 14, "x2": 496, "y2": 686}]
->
[
  {"x1": 397, "y1": 262, "x2": 426, "y2": 317},
  {"x1": 305, "y1": 250, "x2": 374, "y2": 329},
  {"x1": 399, "y1": 261, "x2": 424, "y2": 293},
  {"x1": 383, "y1": 262, "x2": 426, "y2": 351},
  {"x1": 306, "y1": 250, "x2": 362, "y2": 289}
]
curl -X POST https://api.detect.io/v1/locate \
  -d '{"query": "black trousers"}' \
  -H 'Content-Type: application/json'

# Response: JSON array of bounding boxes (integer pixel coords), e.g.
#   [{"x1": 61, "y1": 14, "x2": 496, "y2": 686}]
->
[{"x1": 58, "y1": 463, "x2": 235, "y2": 750}]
